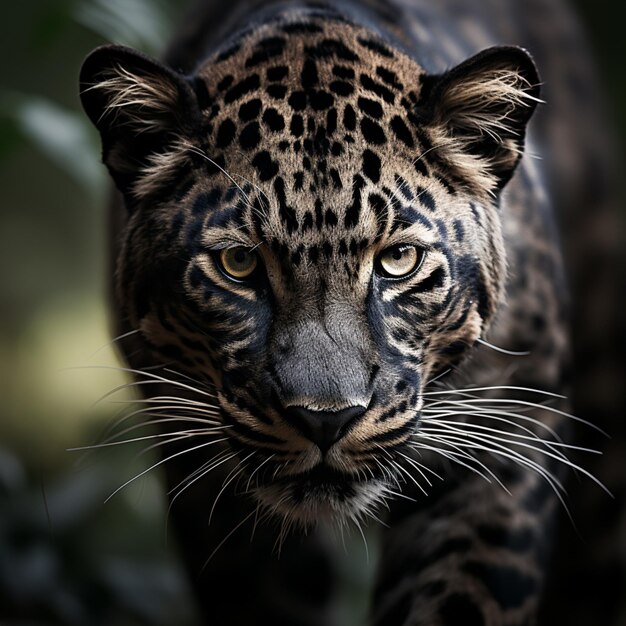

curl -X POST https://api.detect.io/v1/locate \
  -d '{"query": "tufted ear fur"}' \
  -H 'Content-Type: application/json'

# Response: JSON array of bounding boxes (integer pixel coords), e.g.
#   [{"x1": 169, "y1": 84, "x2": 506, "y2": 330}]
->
[
  {"x1": 79, "y1": 44, "x2": 200, "y2": 203},
  {"x1": 423, "y1": 46, "x2": 541, "y2": 196}
]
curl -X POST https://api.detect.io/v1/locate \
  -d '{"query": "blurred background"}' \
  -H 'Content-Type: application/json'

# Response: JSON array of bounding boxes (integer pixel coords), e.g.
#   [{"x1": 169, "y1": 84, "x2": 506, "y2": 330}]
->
[{"x1": 0, "y1": 1, "x2": 624, "y2": 624}]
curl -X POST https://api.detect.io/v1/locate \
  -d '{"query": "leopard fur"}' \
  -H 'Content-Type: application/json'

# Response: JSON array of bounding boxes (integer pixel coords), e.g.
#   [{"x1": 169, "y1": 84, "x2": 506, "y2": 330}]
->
[{"x1": 79, "y1": 1, "x2": 622, "y2": 624}]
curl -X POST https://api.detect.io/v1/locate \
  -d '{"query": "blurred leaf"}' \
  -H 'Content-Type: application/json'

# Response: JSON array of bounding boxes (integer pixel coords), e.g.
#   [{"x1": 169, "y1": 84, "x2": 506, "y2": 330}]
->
[
  {"x1": 0, "y1": 91, "x2": 105, "y2": 197},
  {"x1": 72, "y1": 0, "x2": 173, "y2": 55}
]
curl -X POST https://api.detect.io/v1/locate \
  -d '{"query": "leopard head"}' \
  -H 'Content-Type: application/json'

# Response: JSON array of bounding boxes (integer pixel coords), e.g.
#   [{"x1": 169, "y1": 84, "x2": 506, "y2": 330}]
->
[{"x1": 80, "y1": 17, "x2": 539, "y2": 525}]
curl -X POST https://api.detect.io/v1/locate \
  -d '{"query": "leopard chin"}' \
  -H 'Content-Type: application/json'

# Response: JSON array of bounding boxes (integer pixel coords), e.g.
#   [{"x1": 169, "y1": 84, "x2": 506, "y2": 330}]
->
[{"x1": 253, "y1": 465, "x2": 391, "y2": 527}]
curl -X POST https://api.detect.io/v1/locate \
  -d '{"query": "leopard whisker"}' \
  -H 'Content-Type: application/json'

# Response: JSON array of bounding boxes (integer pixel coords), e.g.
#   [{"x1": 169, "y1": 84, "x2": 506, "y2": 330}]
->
[
  {"x1": 425, "y1": 414, "x2": 599, "y2": 454},
  {"x1": 476, "y1": 337, "x2": 530, "y2": 356},
  {"x1": 245, "y1": 453, "x2": 276, "y2": 493},
  {"x1": 411, "y1": 437, "x2": 509, "y2": 492},
  {"x1": 209, "y1": 452, "x2": 256, "y2": 525},
  {"x1": 395, "y1": 449, "x2": 443, "y2": 485},
  {"x1": 422, "y1": 404, "x2": 564, "y2": 444},
  {"x1": 104, "y1": 437, "x2": 229, "y2": 503},
  {"x1": 87, "y1": 328, "x2": 141, "y2": 360},
  {"x1": 422, "y1": 422, "x2": 611, "y2": 495},
  {"x1": 424, "y1": 393, "x2": 606, "y2": 435},
  {"x1": 166, "y1": 451, "x2": 239, "y2": 534},
  {"x1": 201, "y1": 508, "x2": 257, "y2": 572},
  {"x1": 68, "y1": 426, "x2": 226, "y2": 452}
]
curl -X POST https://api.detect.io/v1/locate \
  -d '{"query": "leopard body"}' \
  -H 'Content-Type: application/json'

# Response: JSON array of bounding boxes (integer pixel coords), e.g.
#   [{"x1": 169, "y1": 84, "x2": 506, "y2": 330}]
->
[{"x1": 80, "y1": 1, "x2": 624, "y2": 624}]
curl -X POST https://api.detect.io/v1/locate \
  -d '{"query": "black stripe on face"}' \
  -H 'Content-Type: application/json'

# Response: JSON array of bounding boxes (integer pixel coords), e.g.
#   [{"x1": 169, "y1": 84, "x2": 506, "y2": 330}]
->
[
  {"x1": 363, "y1": 419, "x2": 416, "y2": 445},
  {"x1": 344, "y1": 174, "x2": 365, "y2": 228}
]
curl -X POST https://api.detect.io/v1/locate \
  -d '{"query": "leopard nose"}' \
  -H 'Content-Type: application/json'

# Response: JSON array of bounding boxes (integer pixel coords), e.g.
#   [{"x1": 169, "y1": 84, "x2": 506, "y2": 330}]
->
[{"x1": 284, "y1": 405, "x2": 366, "y2": 453}]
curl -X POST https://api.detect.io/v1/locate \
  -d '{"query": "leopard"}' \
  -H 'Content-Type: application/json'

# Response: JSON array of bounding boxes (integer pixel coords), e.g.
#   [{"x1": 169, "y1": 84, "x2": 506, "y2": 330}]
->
[{"x1": 79, "y1": 0, "x2": 625, "y2": 624}]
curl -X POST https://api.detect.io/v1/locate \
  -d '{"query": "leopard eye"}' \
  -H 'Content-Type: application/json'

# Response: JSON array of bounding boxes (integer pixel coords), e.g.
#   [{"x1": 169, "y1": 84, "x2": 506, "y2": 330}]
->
[
  {"x1": 376, "y1": 245, "x2": 423, "y2": 278},
  {"x1": 219, "y1": 247, "x2": 258, "y2": 280}
]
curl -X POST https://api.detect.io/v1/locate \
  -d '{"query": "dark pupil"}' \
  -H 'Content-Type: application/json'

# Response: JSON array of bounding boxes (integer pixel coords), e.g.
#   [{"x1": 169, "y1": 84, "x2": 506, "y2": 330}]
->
[
  {"x1": 234, "y1": 250, "x2": 247, "y2": 264},
  {"x1": 391, "y1": 248, "x2": 403, "y2": 261}
]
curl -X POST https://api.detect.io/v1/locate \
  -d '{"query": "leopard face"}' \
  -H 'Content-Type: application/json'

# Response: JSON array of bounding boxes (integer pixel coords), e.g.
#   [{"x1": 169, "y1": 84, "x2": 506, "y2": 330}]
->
[{"x1": 80, "y1": 12, "x2": 538, "y2": 524}]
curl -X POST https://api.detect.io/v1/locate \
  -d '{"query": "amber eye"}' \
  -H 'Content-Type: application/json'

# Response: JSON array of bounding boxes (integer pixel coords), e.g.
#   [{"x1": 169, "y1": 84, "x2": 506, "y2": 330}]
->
[
  {"x1": 219, "y1": 247, "x2": 258, "y2": 280},
  {"x1": 377, "y1": 245, "x2": 423, "y2": 278}
]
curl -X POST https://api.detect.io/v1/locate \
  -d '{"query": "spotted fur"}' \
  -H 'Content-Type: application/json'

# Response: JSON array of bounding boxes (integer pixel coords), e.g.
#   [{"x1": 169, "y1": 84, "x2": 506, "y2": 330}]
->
[{"x1": 79, "y1": 1, "x2": 616, "y2": 624}]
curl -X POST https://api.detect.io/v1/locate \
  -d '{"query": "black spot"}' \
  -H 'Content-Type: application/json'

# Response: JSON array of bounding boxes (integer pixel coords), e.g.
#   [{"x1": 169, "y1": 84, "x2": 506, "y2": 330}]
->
[
  {"x1": 245, "y1": 37, "x2": 286, "y2": 68},
  {"x1": 281, "y1": 22, "x2": 323, "y2": 34},
  {"x1": 414, "y1": 158, "x2": 428, "y2": 176},
  {"x1": 266, "y1": 84, "x2": 287, "y2": 99},
  {"x1": 290, "y1": 114, "x2": 304, "y2": 137},
  {"x1": 308, "y1": 245, "x2": 319, "y2": 263},
  {"x1": 274, "y1": 176, "x2": 298, "y2": 233},
  {"x1": 330, "y1": 168, "x2": 342, "y2": 189},
  {"x1": 294, "y1": 171, "x2": 304, "y2": 191},
  {"x1": 360, "y1": 74, "x2": 395, "y2": 103},
  {"x1": 358, "y1": 97, "x2": 383, "y2": 119},
  {"x1": 192, "y1": 77, "x2": 213, "y2": 110},
  {"x1": 343, "y1": 104, "x2": 356, "y2": 131},
  {"x1": 325, "y1": 208, "x2": 338, "y2": 227},
  {"x1": 288, "y1": 91, "x2": 307, "y2": 111},
  {"x1": 301, "y1": 59, "x2": 319, "y2": 89},
  {"x1": 238, "y1": 98, "x2": 262, "y2": 121},
  {"x1": 173, "y1": 169, "x2": 197, "y2": 201},
  {"x1": 395, "y1": 175, "x2": 414, "y2": 201},
  {"x1": 410, "y1": 267, "x2": 444, "y2": 292},
  {"x1": 327, "y1": 109, "x2": 338, "y2": 135},
  {"x1": 463, "y1": 561, "x2": 537, "y2": 609},
  {"x1": 360, "y1": 118, "x2": 386, "y2": 145},
  {"x1": 217, "y1": 75, "x2": 234, "y2": 93},
  {"x1": 216, "y1": 43, "x2": 240, "y2": 62},
  {"x1": 344, "y1": 174, "x2": 365, "y2": 228},
  {"x1": 331, "y1": 142, "x2": 343, "y2": 156},
  {"x1": 390, "y1": 116, "x2": 414, "y2": 147},
  {"x1": 310, "y1": 90, "x2": 334, "y2": 110},
  {"x1": 440, "y1": 594, "x2": 484, "y2": 626},
  {"x1": 216, "y1": 118, "x2": 236, "y2": 148},
  {"x1": 322, "y1": 242, "x2": 333, "y2": 257},
  {"x1": 252, "y1": 151, "x2": 279, "y2": 181},
  {"x1": 357, "y1": 36, "x2": 394, "y2": 58},
  {"x1": 477, "y1": 524, "x2": 534, "y2": 552},
  {"x1": 267, "y1": 65, "x2": 289, "y2": 81},
  {"x1": 225, "y1": 74, "x2": 260, "y2": 103},
  {"x1": 368, "y1": 194, "x2": 388, "y2": 239},
  {"x1": 376, "y1": 66, "x2": 403, "y2": 90},
  {"x1": 531, "y1": 314, "x2": 546, "y2": 332},
  {"x1": 453, "y1": 219, "x2": 465, "y2": 241},
  {"x1": 305, "y1": 39, "x2": 359, "y2": 62},
  {"x1": 239, "y1": 122, "x2": 261, "y2": 150},
  {"x1": 302, "y1": 211, "x2": 313, "y2": 231},
  {"x1": 363, "y1": 149, "x2": 381, "y2": 183},
  {"x1": 314, "y1": 199, "x2": 324, "y2": 230},
  {"x1": 263, "y1": 108, "x2": 285, "y2": 131},
  {"x1": 203, "y1": 153, "x2": 226, "y2": 177},
  {"x1": 417, "y1": 187, "x2": 436, "y2": 211},
  {"x1": 188, "y1": 264, "x2": 204, "y2": 289},
  {"x1": 333, "y1": 65, "x2": 355, "y2": 79},
  {"x1": 192, "y1": 188, "x2": 221, "y2": 215},
  {"x1": 330, "y1": 80, "x2": 354, "y2": 96}
]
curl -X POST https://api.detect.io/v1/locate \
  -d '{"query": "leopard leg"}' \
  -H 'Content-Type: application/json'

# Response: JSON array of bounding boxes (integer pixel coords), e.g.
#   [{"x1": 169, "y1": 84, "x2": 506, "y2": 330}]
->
[{"x1": 372, "y1": 462, "x2": 559, "y2": 625}]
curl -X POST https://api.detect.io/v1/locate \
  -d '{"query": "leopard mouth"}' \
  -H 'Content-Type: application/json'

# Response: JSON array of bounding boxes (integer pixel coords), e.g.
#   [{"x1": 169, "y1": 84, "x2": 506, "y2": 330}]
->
[{"x1": 252, "y1": 462, "x2": 391, "y2": 525}]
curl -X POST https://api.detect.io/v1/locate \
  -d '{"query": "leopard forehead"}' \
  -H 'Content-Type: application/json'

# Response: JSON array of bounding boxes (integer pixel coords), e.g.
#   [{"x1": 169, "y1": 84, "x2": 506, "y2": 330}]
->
[{"x1": 184, "y1": 18, "x2": 468, "y2": 252}]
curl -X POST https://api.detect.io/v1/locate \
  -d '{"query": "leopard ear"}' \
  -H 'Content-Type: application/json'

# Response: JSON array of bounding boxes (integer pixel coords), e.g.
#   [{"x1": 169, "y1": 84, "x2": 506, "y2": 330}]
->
[
  {"x1": 423, "y1": 46, "x2": 541, "y2": 195},
  {"x1": 79, "y1": 44, "x2": 200, "y2": 202}
]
